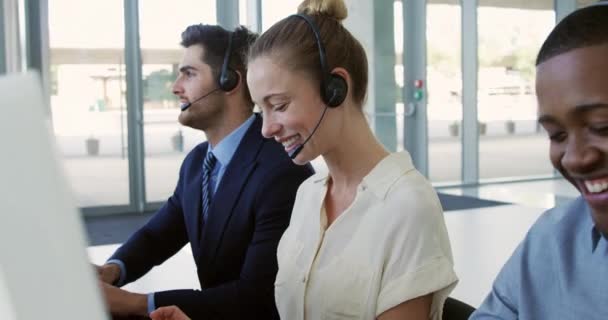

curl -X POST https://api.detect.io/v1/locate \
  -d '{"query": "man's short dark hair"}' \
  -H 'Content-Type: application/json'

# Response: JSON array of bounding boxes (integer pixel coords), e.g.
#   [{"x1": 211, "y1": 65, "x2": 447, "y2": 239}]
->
[
  {"x1": 180, "y1": 24, "x2": 258, "y2": 106},
  {"x1": 536, "y1": 1, "x2": 608, "y2": 66}
]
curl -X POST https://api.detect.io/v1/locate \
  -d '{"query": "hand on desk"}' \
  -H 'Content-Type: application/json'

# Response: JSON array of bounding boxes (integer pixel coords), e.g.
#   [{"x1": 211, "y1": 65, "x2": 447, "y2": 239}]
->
[
  {"x1": 99, "y1": 281, "x2": 148, "y2": 317},
  {"x1": 96, "y1": 263, "x2": 121, "y2": 284},
  {"x1": 150, "y1": 306, "x2": 191, "y2": 320}
]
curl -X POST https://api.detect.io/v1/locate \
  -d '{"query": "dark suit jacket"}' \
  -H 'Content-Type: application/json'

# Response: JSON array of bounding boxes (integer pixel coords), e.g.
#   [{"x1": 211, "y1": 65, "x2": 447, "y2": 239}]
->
[{"x1": 110, "y1": 114, "x2": 314, "y2": 319}]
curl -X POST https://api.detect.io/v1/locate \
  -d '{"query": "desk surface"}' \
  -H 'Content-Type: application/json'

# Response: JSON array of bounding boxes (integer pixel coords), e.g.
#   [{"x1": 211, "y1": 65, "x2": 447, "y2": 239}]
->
[
  {"x1": 88, "y1": 245, "x2": 199, "y2": 293},
  {"x1": 445, "y1": 204, "x2": 543, "y2": 307},
  {"x1": 89, "y1": 204, "x2": 544, "y2": 308}
]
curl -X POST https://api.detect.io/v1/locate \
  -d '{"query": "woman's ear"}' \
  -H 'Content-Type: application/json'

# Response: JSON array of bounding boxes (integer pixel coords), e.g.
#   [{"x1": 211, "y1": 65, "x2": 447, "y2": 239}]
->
[
  {"x1": 329, "y1": 67, "x2": 352, "y2": 105},
  {"x1": 330, "y1": 67, "x2": 351, "y2": 86}
]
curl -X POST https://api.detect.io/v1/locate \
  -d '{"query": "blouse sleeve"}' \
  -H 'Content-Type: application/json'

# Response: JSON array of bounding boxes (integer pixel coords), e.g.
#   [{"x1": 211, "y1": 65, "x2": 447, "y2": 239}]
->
[{"x1": 375, "y1": 176, "x2": 459, "y2": 318}]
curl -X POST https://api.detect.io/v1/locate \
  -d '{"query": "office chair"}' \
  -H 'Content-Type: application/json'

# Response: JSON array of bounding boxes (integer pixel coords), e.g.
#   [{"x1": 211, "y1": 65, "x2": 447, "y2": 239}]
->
[{"x1": 443, "y1": 297, "x2": 476, "y2": 320}]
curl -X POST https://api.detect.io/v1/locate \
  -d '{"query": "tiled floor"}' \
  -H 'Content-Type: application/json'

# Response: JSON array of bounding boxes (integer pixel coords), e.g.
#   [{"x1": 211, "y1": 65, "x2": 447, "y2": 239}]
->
[{"x1": 439, "y1": 178, "x2": 579, "y2": 209}]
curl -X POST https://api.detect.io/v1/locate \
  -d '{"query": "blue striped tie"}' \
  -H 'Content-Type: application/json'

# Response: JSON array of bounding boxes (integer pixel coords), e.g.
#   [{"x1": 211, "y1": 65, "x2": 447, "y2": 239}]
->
[{"x1": 201, "y1": 151, "x2": 217, "y2": 224}]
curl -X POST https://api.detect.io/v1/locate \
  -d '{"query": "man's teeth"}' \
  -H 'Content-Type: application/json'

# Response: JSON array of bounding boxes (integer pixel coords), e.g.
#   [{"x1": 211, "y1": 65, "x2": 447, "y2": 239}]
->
[
  {"x1": 585, "y1": 180, "x2": 608, "y2": 193},
  {"x1": 282, "y1": 136, "x2": 299, "y2": 148}
]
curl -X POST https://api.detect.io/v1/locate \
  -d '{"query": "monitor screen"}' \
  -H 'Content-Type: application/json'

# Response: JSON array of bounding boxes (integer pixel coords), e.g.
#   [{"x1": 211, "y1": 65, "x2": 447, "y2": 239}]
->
[{"x1": 0, "y1": 72, "x2": 108, "y2": 320}]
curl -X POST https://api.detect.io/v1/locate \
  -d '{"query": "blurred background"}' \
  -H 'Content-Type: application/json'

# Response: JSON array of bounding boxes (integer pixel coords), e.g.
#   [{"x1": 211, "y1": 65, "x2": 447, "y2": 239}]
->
[{"x1": 0, "y1": 0, "x2": 595, "y2": 215}]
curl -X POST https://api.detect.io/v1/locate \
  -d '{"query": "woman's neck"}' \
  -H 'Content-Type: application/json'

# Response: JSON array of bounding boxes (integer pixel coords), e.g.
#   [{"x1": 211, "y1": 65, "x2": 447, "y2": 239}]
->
[{"x1": 322, "y1": 113, "x2": 389, "y2": 191}]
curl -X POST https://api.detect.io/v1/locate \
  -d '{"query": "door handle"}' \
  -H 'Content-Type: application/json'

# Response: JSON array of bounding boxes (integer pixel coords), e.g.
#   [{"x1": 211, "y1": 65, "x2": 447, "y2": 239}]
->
[{"x1": 405, "y1": 102, "x2": 416, "y2": 117}]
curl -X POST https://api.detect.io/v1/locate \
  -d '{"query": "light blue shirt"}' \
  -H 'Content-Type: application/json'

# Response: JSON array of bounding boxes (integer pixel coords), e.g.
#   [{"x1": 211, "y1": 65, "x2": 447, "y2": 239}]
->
[
  {"x1": 108, "y1": 115, "x2": 256, "y2": 315},
  {"x1": 471, "y1": 196, "x2": 608, "y2": 320},
  {"x1": 206, "y1": 114, "x2": 256, "y2": 197}
]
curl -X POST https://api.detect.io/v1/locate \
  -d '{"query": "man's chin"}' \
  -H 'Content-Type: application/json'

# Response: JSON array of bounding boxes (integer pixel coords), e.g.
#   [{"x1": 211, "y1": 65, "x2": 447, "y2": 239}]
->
[
  {"x1": 178, "y1": 116, "x2": 205, "y2": 131},
  {"x1": 177, "y1": 113, "x2": 191, "y2": 127}
]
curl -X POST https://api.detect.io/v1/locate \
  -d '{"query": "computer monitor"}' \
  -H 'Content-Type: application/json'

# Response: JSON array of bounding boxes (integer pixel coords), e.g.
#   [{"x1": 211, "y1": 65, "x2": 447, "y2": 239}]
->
[{"x1": 0, "y1": 72, "x2": 107, "y2": 319}]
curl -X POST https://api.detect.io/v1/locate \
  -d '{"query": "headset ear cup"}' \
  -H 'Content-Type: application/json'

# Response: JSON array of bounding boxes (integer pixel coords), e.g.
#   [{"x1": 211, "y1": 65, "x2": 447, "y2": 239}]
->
[
  {"x1": 324, "y1": 74, "x2": 348, "y2": 107},
  {"x1": 219, "y1": 69, "x2": 239, "y2": 92}
]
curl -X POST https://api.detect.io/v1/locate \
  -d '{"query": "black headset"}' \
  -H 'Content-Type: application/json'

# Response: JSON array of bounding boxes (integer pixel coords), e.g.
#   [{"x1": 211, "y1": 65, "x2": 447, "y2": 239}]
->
[
  {"x1": 291, "y1": 14, "x2": 348, "y2": 108},
  {"x1": 218, "y1": 31, "x2": 239, "y2": 92}
]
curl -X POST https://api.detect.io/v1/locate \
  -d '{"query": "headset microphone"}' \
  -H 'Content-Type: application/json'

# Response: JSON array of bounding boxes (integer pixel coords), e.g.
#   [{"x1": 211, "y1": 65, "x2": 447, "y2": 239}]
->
[
  {"x1": 286, "y1": 14, "x2": 348, "y2": 160},
  {"x1": 288, "y1": 105, "x2": 329, "y2": 160},
  {"x1": 180, "y1": 87, "x2": 221, "y2": 111}
]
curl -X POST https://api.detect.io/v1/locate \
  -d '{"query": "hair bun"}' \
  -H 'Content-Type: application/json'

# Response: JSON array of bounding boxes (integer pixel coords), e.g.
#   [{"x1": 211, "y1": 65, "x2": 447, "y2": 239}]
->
[{"x1": 297, "y1": 0, "x2": 348, "y2": 22}]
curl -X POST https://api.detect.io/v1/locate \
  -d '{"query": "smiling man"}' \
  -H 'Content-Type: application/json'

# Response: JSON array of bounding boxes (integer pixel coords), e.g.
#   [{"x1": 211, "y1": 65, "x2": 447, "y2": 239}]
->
[
  {"x1": 95, "y1": 24, "x2": 313, "y2": 319},
  {"x1": 471, "y1": 2, "x2": 608, "y2": 319}
]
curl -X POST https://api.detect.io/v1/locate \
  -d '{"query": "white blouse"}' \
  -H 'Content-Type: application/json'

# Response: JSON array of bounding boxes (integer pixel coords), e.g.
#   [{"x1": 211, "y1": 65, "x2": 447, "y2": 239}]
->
[{"x1": 274, "y1": 151, "x2": 458, "y2": 320}]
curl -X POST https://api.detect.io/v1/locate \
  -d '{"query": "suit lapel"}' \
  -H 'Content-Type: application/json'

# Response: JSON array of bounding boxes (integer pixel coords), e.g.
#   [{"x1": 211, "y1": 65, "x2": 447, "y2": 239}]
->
[{"x1": 199, "y1": 115, "x2": 265, "y2": 267}]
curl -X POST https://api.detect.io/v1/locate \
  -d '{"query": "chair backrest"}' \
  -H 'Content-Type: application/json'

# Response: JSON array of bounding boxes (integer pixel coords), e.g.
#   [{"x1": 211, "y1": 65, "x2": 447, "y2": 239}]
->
[{"x1": 443, "y1": 297, "x2": 476, "y2": 320}]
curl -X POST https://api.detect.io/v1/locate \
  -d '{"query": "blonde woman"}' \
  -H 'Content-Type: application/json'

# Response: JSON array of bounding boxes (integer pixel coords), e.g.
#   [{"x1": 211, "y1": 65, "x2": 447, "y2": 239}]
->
[{"x1": 246, "y1": 0, "x2": 458, "y2": 319}]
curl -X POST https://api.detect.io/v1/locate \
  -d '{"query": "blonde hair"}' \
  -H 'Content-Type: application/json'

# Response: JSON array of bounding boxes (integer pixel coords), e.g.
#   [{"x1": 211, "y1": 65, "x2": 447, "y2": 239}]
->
[
  {"x1": 297, "y1": 0, "x2": 347, "y2": 21},
  {"x1": 248, "y1": 0, "x2": 368, "y2": 106}
]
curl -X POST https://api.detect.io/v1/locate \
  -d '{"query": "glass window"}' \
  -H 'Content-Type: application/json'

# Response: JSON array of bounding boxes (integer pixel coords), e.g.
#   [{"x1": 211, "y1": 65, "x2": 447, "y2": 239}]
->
[
  {"x1": 261, "y1": 0, "x2": 301, "y2": 30},
  {"x1": 577, "y1": 0, "x2": 597, "y2": 8},
  {"x1": 239, "y1": 0, "x2": 259, "y2": 31},
  {"x1": 477, "y1": 2, "x2": 555, "y2": 180},
  {"x1": 139, "y1": 0, "x2": 216, "y2": 202},
  {"x1": 427, "y1": 1, "x2": 462, "y2": 183},
  {"x1": 48, "y1": 0, "x2": 128, "y2": 207}
]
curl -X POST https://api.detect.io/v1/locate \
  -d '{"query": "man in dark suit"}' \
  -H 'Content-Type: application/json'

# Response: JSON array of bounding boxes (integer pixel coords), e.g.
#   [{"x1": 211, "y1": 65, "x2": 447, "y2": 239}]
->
[{"x1": 96, "y1": 24, "x2": 313, "y2": 319}]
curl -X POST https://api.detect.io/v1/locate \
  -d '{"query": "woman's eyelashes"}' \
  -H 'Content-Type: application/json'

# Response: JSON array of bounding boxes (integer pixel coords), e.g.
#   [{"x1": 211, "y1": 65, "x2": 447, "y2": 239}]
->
[{"x1": 273, "y1": 103, "x2": 288, "y2": 112}]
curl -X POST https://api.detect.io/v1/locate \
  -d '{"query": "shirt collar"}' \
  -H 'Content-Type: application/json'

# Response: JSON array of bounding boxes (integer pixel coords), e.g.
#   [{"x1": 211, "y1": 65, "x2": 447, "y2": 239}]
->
[
  {"x1": 591, "y1": 227, "x2": 602, "y2": 253},
  {"x1": 312, "y1": 151, "x2": 416, "y2": 200},
  {"x1": 362, "y1": 151, "x2": 415, "y2": 199},
  {"x1": 312, "y1": 174, "x2": 329, "y2": 184},
  {"x1": 582, "y1": 200, "x2": 605, "y2": 253},
  {"x1": 207, "y1": 114, "x2": 255, "y2": 167}
]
